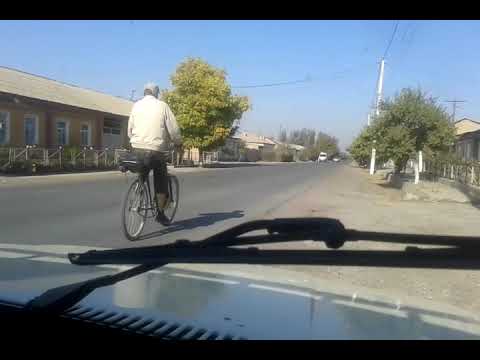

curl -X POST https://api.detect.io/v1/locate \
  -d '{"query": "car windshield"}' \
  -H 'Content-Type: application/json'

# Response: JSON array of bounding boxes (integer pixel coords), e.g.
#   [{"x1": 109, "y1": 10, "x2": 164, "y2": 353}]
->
[{"x1": 1, "y1": 20, "x2": 480, "y2": 339}]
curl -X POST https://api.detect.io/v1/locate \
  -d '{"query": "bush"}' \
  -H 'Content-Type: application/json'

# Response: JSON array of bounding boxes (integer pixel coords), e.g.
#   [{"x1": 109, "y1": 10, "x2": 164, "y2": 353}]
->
[
  {"x1": 279, "y1": 152, "x2": 294, "y2": 162},
  {"x1": 261, "y1": 151, "x2": 277, "y2": 162},
  {"x1": 261, "y1": 146, "x2": 294, "y2": 162}
]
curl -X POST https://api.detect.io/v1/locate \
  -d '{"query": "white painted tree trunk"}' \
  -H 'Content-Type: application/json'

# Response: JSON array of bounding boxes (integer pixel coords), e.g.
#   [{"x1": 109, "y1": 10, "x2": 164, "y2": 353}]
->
[
  {"x1": 414, "y1": 161, "x2": 420, "y2": 184},
  {"x1": 418, "y1": 151, "x2": 423, "y2": 173},
  {"x1": 369, "y1": 148, "x2": 376, "y2": 175}
]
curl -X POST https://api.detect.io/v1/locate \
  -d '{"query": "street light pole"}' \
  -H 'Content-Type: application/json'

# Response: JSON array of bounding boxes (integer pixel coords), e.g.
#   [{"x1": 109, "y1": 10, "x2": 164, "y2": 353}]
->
[{"x1": 369, "y1": 58, "x2": 385, "y2": 176}]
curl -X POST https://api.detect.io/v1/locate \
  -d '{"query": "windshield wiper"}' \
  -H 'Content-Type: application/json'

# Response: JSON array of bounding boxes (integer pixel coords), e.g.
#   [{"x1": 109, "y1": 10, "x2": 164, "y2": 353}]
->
[{"x1": 26, "y1": 217, "x2": 480, "y2": 314}]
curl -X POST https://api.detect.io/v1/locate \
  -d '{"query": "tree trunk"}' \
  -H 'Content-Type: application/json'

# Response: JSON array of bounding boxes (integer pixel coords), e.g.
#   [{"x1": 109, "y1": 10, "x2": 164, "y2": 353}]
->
[
  {"x1": 414, "y1": 160, "x2": 420, "y2": 184},
  {"x1": 198, "y1": 149, "x2": 204, "y2": 167}
]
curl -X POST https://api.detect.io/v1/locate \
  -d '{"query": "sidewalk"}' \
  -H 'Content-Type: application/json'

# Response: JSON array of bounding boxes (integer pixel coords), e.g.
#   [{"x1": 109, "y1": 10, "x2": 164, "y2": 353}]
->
[{"x1": 264, "y1": 164, "x2": 480, "y2": 314}]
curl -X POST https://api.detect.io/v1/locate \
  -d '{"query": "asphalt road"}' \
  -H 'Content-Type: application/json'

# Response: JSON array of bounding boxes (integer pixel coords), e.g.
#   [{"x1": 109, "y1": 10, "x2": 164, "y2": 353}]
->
[{"x1": 0, "y1": 162, "x2": 341, "y2": 248}]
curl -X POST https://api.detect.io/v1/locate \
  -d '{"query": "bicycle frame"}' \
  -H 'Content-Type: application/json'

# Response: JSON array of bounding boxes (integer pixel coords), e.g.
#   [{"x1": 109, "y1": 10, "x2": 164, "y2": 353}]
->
[
  {"x1": 137, "y1": 172, "x2": 157, "y2": 218},
  {"x1": 136, "y1": 171, "x2": 173, "y2": 218}
]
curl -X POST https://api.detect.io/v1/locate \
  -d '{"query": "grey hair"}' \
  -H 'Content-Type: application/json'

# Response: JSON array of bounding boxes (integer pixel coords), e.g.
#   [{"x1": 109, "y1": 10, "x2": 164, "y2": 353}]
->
[{"x1": 144, "y1": 82, "x2": 159, "y2": 98}]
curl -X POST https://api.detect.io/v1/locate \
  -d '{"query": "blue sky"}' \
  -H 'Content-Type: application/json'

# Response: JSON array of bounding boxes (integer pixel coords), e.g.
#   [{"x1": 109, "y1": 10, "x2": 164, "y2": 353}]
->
[{"x1": 1, "y1": 20, "x2": 480, "y2": 149}]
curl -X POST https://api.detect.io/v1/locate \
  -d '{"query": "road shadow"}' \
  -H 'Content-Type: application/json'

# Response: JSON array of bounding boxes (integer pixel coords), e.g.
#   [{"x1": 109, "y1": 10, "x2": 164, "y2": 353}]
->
[
  {"x1": 137, "y1": 210, "x2": 245, "y2": 241},
  {"x1": 444, "y1": 181, "x2": 480, "y2": 210}
]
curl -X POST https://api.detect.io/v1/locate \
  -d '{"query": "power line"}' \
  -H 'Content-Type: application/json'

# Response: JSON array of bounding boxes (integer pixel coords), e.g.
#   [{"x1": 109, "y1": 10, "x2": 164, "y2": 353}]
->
[
  {"x1": 231, "y1": 66, "x2": 360, "y2": 89},
  {"x1": 232, "y1": 78, "x2": 311, "y2": 89},
  {"x1": 444, "y1": 99, "x2": 467, "y2": 122},
  {"x1": 383, "y1": 20, "x2": 400, "y2": 59}
]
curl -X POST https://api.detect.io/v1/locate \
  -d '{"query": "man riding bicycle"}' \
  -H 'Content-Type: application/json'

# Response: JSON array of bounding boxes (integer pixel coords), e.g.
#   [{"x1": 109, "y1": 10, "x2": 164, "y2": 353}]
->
[{"x1": 127, "y1": 82, "x2": 182, "y2": 225}]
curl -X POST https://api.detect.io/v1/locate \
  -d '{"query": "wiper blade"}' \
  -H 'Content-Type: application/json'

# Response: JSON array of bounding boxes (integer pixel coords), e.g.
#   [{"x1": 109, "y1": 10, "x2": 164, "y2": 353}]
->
[
  {"x1": 28, "y1": 217, "x2": 480, "y2": 314},
  {"x1": 25, "y1": 264, "x2": 161, "y2": 314},
  {"x1": 69, "y1": 217, "x2": 480, "y2": 268}
]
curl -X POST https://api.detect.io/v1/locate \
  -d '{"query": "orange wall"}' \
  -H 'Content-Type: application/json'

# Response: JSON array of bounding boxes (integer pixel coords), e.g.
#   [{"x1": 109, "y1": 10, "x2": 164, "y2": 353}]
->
[
  {"x1": 0, "y1": 101, "x2": 47, "y2": 146},
  {"x1": 0, "y1": 99, "x2": 128, "y2": 148}
]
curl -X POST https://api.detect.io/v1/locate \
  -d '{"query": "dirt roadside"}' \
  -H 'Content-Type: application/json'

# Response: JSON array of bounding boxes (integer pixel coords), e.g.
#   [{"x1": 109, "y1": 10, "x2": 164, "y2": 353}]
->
[{"x1": 264, "y1": 164, "x2": 480, "y2": 314}]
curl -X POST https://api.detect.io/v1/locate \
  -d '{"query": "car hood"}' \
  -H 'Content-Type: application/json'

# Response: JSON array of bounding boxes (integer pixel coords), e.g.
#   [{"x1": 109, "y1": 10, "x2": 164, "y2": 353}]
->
[{"x1": 1, "y1": 243, "x2": 479, "y2": 340}]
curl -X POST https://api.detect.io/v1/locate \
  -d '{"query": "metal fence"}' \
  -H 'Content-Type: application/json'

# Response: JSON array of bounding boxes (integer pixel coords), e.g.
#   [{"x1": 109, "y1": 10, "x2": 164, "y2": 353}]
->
[
  {"x1": 0, "y1": 146, "x2": 218, "y2": 173},
  {"x1": 0, "y1": 146, "x2": 129, "y2": 172},
  {"x1": 424, "y1": 159, "x2": 480, "y2": 187}
]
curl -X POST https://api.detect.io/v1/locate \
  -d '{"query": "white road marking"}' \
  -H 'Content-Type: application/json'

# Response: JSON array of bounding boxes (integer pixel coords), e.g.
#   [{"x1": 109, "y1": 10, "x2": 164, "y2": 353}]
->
[
  {"x1": 334, "y1": 299, "x2": 408, "y2": 318},
  {"x1": 248, "y1": 283, "x2": 322, "y2": 300},
  {"x1": 97, "y1": 264, "x2": 133, "y2": 271},
  {"x1": 0, "y1": 250, "x2": 33, "y2": 258},
  {"x1": 171, "y1": 273, "x2": 239, "y2": 285},
  {"x1": 0, "y1": 245, "x2": 166, "y2": 274},
  {"x1": 0, "y1": 243, "x2": 110, "y2": 255},
  {"x1": 30, "y1": 256, "x2": 71, "y2": 264}
]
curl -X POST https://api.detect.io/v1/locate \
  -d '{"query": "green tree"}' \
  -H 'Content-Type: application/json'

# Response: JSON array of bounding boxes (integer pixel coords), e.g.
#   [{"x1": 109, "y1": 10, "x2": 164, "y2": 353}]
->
[
  {"x1": 162, "y1": 58, "x2": 250, "y2": 156},
  {"x1": 349, "y1": 88, "x2": 455, "y2": 172},
  {"x1": 315, "y1": 131, "x2": 340, "y2": 157}
]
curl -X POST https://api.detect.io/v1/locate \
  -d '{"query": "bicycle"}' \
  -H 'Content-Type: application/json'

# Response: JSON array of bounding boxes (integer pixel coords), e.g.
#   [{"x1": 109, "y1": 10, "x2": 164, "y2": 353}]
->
[{"x1": 119, "y1": 155, "x2": 179, "y2": 241}]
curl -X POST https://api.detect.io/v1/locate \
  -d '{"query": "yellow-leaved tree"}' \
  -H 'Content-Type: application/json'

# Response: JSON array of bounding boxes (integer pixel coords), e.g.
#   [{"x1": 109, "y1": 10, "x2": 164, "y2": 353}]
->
[{"x1": 162, "y1": 58, "x2": 250, "y2": 160}]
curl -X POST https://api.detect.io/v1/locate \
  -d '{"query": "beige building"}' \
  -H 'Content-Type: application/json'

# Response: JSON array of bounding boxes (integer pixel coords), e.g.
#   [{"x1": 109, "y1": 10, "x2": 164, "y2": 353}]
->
[
  {"x1": 455, "y1": 118, "x2": 480, "y2": 136},
  {"x1": 232, "y1": 131, "x2": 276, "y2": 151},
  {"x1": 0, "y1": 66, "x2": 133, "y2": 149},
  {"x1": 454, "y1": 118, "x2": 480, "y2": 161}
]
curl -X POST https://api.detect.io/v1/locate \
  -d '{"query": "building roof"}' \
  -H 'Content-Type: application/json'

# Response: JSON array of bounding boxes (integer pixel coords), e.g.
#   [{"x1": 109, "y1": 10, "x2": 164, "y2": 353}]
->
[
  {"x1": 232, "y1": 131, "x2": 277, "y2": 146},
  {"x1": 0, "y1": 66, "x2": 133, "y2": 117},
  {"x1": 454, "y1": 118, "x2": 480, "y2": 136}
]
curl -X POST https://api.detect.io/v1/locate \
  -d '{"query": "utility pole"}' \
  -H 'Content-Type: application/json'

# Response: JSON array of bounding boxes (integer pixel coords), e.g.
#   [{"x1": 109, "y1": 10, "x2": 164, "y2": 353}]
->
[
  {"x1": 130, "y1": 90, "x2": 136, "y2": 101},
  {"x1": 444, "y1": 99, "x2": 467, "y2": 122},
  {"x1": 370, "y1": 58, "x2": 385, "y2": 176}
]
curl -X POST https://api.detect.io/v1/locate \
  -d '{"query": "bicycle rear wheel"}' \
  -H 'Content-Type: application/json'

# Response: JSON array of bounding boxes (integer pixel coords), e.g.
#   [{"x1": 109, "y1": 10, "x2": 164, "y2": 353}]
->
[
  {"x1": 163, "y1": 175, "x2": 179, "y2": 225},
  {"x1": 122, "y1": 179, "x2": 148, "y2": 241}
]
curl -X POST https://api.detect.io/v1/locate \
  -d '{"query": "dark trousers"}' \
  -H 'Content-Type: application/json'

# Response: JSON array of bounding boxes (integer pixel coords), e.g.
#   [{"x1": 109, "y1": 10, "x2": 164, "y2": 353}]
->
[{"x1": 133, "y1": 149, "x2": 169, "y2": 197}]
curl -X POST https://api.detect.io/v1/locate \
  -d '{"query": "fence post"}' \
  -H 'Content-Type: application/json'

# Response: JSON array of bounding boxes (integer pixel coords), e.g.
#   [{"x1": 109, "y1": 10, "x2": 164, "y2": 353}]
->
[
  {"x1": 83, "y1": 149, "x2": 86, "y2": 168},
  {"x1": 471, "y1": 166, "x2": 475, "y2": 185},
  {"x1": 443, "y1": 164, "x2": 446, "y2": 178},
  {"x1": 451, "y1": 165, "x2": 454, "y2": 179},
  {"x1": 44, "y1": 149, "x2": 49, "y2": 166},
  {"x1": 105, "y1": 151, "x2": 108, "y2": 167},
  {"x1": 25, "y1": 147, "x2": 29, "y2": 161},
  {"x1": 94, "y1": 152, "x2": 99, "y2": 167}
]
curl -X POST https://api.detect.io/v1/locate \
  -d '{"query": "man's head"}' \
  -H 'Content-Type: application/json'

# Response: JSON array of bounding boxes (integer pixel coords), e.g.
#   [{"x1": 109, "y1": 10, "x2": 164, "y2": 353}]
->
[{"x1": 144, "y1": 82, "x2": 160, "y2": 98}]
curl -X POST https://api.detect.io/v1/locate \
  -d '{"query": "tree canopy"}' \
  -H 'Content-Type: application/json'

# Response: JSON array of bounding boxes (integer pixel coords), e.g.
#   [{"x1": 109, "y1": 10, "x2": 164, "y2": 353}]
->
[
  {"x1": 349, "y1": 88, "x2": 455, "y2": 171},
  {"x1": 162, "y1": 58, "x2": 250, "y2": 151},
  {"x1": 280, "y1": 127, "x2": 339, "y2": 161}
]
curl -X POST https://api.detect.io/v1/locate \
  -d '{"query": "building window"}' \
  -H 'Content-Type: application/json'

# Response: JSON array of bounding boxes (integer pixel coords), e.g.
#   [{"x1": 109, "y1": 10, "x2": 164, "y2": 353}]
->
[
  {"x1": 24, "y1": 114, "x2": 39, "y2": 145},
  {"x1": 103, "y1": 118, "x2": 123, "y2": 149},
  {"x1": 103, "y1": 118, "x2": 122, "y2": 135},
  {"x1": 56, "y1": 120, "x2": 69, "y2": 146},
  {"x1": 80, "y1": 123, "x2": 91, "y2": 146},
  {"x1": 0, "y1": 111, "x2": 10, "y2": 145}
]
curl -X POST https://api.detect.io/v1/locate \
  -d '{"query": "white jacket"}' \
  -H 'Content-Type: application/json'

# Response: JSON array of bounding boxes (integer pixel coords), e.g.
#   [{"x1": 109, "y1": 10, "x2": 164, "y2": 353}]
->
[{"x1": 127, "y1": 95, "x2": 182, "y2": 152}]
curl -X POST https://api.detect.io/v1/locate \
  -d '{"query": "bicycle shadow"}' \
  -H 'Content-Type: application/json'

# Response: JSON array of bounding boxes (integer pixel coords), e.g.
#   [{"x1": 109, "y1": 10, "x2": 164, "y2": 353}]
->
[{"x1": 137, "y1": 210, "x2": 245, "y2": 241}]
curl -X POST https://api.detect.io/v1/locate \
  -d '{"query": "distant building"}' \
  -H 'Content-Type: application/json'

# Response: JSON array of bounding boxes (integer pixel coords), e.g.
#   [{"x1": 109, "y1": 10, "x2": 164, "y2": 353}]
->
[
  {"x1": 454, "y1": 118, "x2": 480, "y2": 161},
  {"x1": 0, "y1": 66, "x2": 133, "y2": 149},
  {"x1": 232, "y1": 131, "x2": 276, "y2": 152}
]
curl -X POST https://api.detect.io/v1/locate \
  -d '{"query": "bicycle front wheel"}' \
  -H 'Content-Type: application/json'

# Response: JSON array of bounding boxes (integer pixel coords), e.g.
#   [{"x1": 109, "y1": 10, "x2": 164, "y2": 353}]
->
[
  {"x1": 122, "y1": 179, "x2": 148, "y2": 241},
  {"x1": 163, "y1": 175, "x2": 180, "y2": 225}
]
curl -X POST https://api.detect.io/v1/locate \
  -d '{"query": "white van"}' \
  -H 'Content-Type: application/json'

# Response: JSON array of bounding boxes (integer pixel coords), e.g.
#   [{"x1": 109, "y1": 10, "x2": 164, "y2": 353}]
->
[{"x1": 317, "y1": 152, "x2": 327, "y2": 162}]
